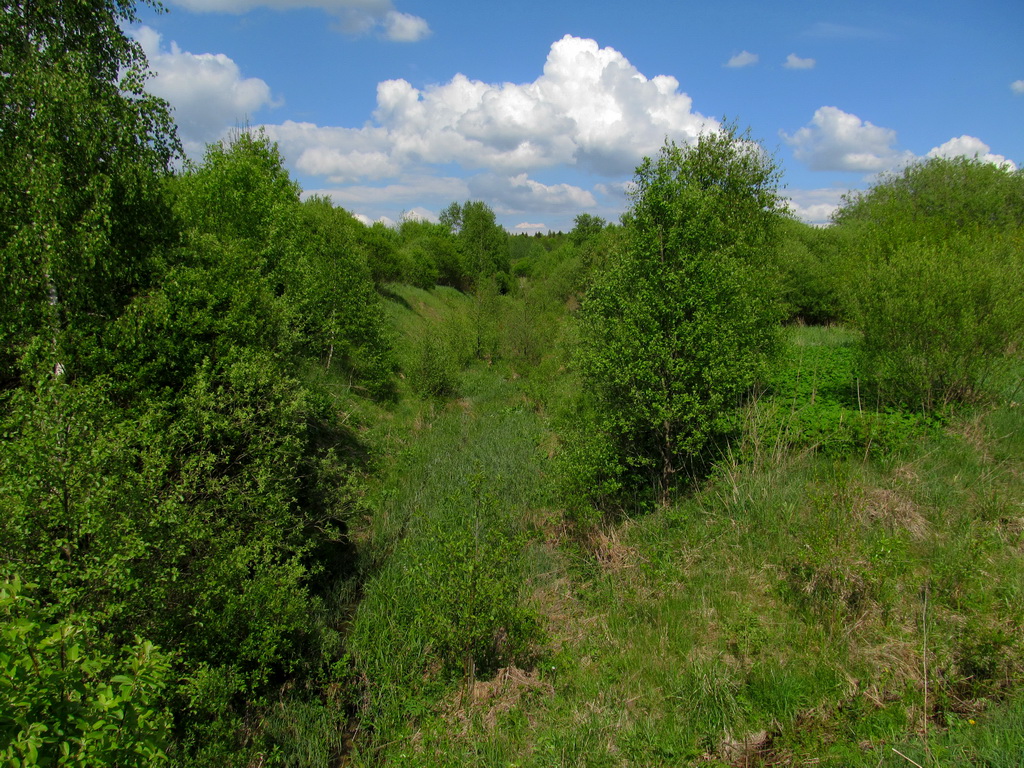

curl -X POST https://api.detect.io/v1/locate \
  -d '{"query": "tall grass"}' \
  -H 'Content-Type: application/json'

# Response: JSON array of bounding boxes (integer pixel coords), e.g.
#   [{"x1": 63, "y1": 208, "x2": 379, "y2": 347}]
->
[{"x1": 346, "y1": 353, "x2": 553, "y2": 760}]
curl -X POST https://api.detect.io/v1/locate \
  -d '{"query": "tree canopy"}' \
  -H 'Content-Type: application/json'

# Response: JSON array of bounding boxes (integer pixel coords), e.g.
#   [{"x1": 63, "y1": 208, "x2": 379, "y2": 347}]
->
[
  {"x1": 572, "y1": 128, "x2": 784, "y2": 507},
  {"x1": 0, "y1": 0, "x2": 178, "y2": 386}
]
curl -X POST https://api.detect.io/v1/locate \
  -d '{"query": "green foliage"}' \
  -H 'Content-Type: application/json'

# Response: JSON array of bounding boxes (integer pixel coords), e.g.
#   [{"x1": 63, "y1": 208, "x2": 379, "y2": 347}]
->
[
  {"x1": 291, "y1": 198, "x2": 395, "y2": 397},
  {"x1": 404, "y1": 478, "x2": 538, "y2": 676},
  {"x1": 406, "y1": 327, "x2": 464, "y2": 398},
  {"x1": 355, "y1": 215, "x2": 468, "y2": 290},
  {"x1": 172, "y1": 131, "x2": 299, "y2": 262},
  {"x1": 358, "y1": 221, "x2": 403, "y2": 285},
  {"x1": 395, "y1": 218, "x2": 463, "y2": 288},
  {"x1": 348, "y1": 372, "x2": 545, "y2": 746},
  {"x1": 440, "y1": 200, "x2": 510, "y2": 288},
  {"x1": 0, "y1": 577, "x2": 172, "y2": 767},
  {"x1": 259, "y1": 697, "x2": 349, "y2": 768},
  {"x1": 0, "y1": 348, "x2": 368, "y2": 760},
  {"x1": 0, "y1": 378, "x2": 150, "y2": 623},
  {"x1": 756, "y1": 329, "x2": 939, "y2": 458},
  {"x1": 385, "y1": 285, "x2": 476, "y2": 398},
  {"x1": 468, "y1": 276, "x2": 502, "y2": 361},
  {"x1": 110, "y1": 134, "x2": 393, "y2": 400},
  {"x1": 137, "y1": 355, "x2": 339, "y2": 681},
  {"x1": 834, "y1": 155, "x2": 1024, "y2": 235},
  {"x1": 101, "y1": 130, "x2": 304, "y2": 395},
  {"x1": 568, "y1": 213, "x2": 607, "y2": 249},
  {"x1": 833, "y1": 157, "x2": 1024, "y2": 412},
  {"x1": 7, "y1": 7, "x2": 1024, "y2": 765},
  {"x1": 0, "y1": 0, "x2": 178, "y2": 384},
  {"x1": 772, "y1": 217, "x2": 844, "y2": 324},
  {"x1": 2, "y1": 123, "x2": 381, "y2": 762},
  {"x1": 847, "y1": 231, "x2": 1024, "y2": 411},
  {"x1": 572, "y1": 128, "x2": 784, "y2": 507},
  {"x1": 0, "y1": 362, "x2": 352, "y2": 695}
]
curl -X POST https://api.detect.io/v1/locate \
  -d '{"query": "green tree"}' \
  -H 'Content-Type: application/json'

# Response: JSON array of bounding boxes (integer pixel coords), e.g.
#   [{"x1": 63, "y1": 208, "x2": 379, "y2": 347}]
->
[
  {"x1": 115, "y1": 131, "x2": 394, "y2": 399},
  {"x1": 568, "y1": 213, "x2": 607, "y2": 249},
  {"x1": 105, "y1": 132, "x2": 302, "y2": 396},
  {"x1": 170, "y1": 129, "x2": 298, "y2": 272},
  {"x1": 440, "y1": 200, "x2": 509, "y2": 288},
  {"x1": 0, "y1": 6, "x2": 373, "y2": 762},
  {"x1": 832, "y1": 157, "x2": 1024, "y2": 410},
  {"x1": 293, "y1": 197, "x2": 395, "y2": 397},
  {"x1": 571, "y1": 128, "x2": 784, "y2": 507},
  {"x1": 1, "y1": 122, "x2": 377, "y2": 759},
  {"x1": 0, "y1": 0, "x2": 178, "y2": 386},
  {"x1": 358, "y1": 220, "x2": 404, "y2": 285},
  {"x1": 396, "y1": 217, "x2": 461, "y2": 288},
  {"x1": 772, "y1": 216, "x2": 844, "y2": 325},
  {"x1": 833, "y1": 155, "x2": 1024, "y2": 235}
]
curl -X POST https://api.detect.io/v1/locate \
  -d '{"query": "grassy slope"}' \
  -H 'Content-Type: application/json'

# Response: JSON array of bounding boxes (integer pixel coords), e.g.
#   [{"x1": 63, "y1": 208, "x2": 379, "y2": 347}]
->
[{"x1": 348, "y1": 291, "x2": 1024, "y2": 767}]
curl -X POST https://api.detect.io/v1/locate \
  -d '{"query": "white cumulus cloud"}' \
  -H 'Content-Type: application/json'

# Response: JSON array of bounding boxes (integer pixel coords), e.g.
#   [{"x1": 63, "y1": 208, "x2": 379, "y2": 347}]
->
[
  {"x1": 1012, "y1": 80, "x2": 1024, "y2": 95},
  {"x1": 295, "y1": 146, "x2": 401, "y2": 182},
  {"x1": 783, "y1": 53, "x2": 816, "y2": 70},
  {"x1": 927, "y1": 136, "x2": 1017, "y2": 170},
  {"x1": 168, "y1": 0, "x2": 430, "y2": 41},
  {"x1": 306, "y1": 175, "x2": 470, "y2": 208},
  {"x1": 305, "y1": 175, "x2": 468, "y2": 228},
  {"x1": 382, "y1": 11, "x2": 431, "y2": 42},
  {"x1": 782, "y1": 106, "x2": 914, "y2": 172},
  {"x1": 784, "y1": 188, "x2": 849, "y2": 225},
  {"x1": 785, "y1": 108, "x2": 1018, "y2": 179},
  {"x1": 134, "y1": 26, "x2": 278, "y2": 153},
  {"x1": 265, "y1": 35, "x2": 717, "y2": 183},
  {"x1": 726, "y1": 50, "x2": 759, "y2": 68},
  {"x1": 468, "y1": 173, "x2": 597, "y2": 215}
]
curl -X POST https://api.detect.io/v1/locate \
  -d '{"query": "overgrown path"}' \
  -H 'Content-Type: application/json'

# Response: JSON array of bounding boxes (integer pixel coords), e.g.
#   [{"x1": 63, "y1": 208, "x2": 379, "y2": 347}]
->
[{"x1": 345, "y1": 364, "x2": 554, "y2": 759}]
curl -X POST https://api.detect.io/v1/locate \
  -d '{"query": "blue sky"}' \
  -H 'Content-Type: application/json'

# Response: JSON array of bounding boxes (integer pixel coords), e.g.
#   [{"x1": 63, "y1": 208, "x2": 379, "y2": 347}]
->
[{"x1": 133, "y1": 0, "x2": 1023, "y2": 231}]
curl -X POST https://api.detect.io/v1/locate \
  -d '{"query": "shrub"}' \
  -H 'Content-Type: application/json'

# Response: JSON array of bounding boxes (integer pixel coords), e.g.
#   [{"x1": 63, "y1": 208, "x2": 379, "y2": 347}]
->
[
  {"x1": 834, "y1": 157, "x2": 1024, "y2": 411},
  {"x1": 773, "y1": 217, "x2": 844, "y2": 325},
  {"x1": 571, "y1": 127, "x2": 784, "y2": 507},
  {"x1": 0, "y1": 577, "x2": 172, "y2": 767},
  {"x1": 853, "y1": 233, "x2": 1023, "y2": 410}
]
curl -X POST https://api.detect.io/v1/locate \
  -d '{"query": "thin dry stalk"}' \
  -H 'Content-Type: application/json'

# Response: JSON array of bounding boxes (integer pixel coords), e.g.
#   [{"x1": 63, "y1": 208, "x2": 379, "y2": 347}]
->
[
  {"x1": 892, "y1": 747, "x2": 924, "y2": 768},
  {"x1": 921, "y1": 582, "x2": 931, "y2": 767}
]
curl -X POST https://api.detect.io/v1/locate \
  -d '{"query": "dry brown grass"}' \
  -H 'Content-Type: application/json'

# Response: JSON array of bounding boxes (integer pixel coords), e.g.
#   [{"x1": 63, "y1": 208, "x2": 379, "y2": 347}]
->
[
  {"x1": 452, "y1": 396, "x2": 473, "y2": 414},
  {"x1": 442, "y1": 666, "x2": 554, "y2": 734},
  {"x1": 951, "y1": 412, "x2": 994, "y2": 463},
  {"x1": 590, "y1": 526, "x2": 645, "y2": 575},
  {"x1": 850, "y1": 638, "x2": 926, "y2": 691},
  {"x1": 854, "y1": 486, "x2": 929, "y2": 540},
  {"x1": 717, "y1": 728, "x2": 773, "y2": 766}
]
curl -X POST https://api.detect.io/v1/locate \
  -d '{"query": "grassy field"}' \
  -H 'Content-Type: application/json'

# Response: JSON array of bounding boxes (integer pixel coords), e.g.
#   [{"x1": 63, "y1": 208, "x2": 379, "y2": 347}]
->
[{"x1": 344, "y1": 293, "x2": 1024, "y2": 766}]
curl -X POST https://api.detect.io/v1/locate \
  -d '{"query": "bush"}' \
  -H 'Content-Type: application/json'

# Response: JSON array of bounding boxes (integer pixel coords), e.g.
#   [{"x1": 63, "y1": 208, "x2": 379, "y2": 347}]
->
[
  {"x1": 849, "y1": 232, "x2": 1024, "y2": 410},
  {"x1": 834, "y1": 157, "x2": 1024, "y2": 411},
  {"x1": 571, "y1": 127, "x2": 784, "y2": 507},
  {"x1": 0, "y1": 577, "x2": 172, "y2": 767},
  {"x1": 773, "y1": 217, "x2": 844, "y2": 324}
]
